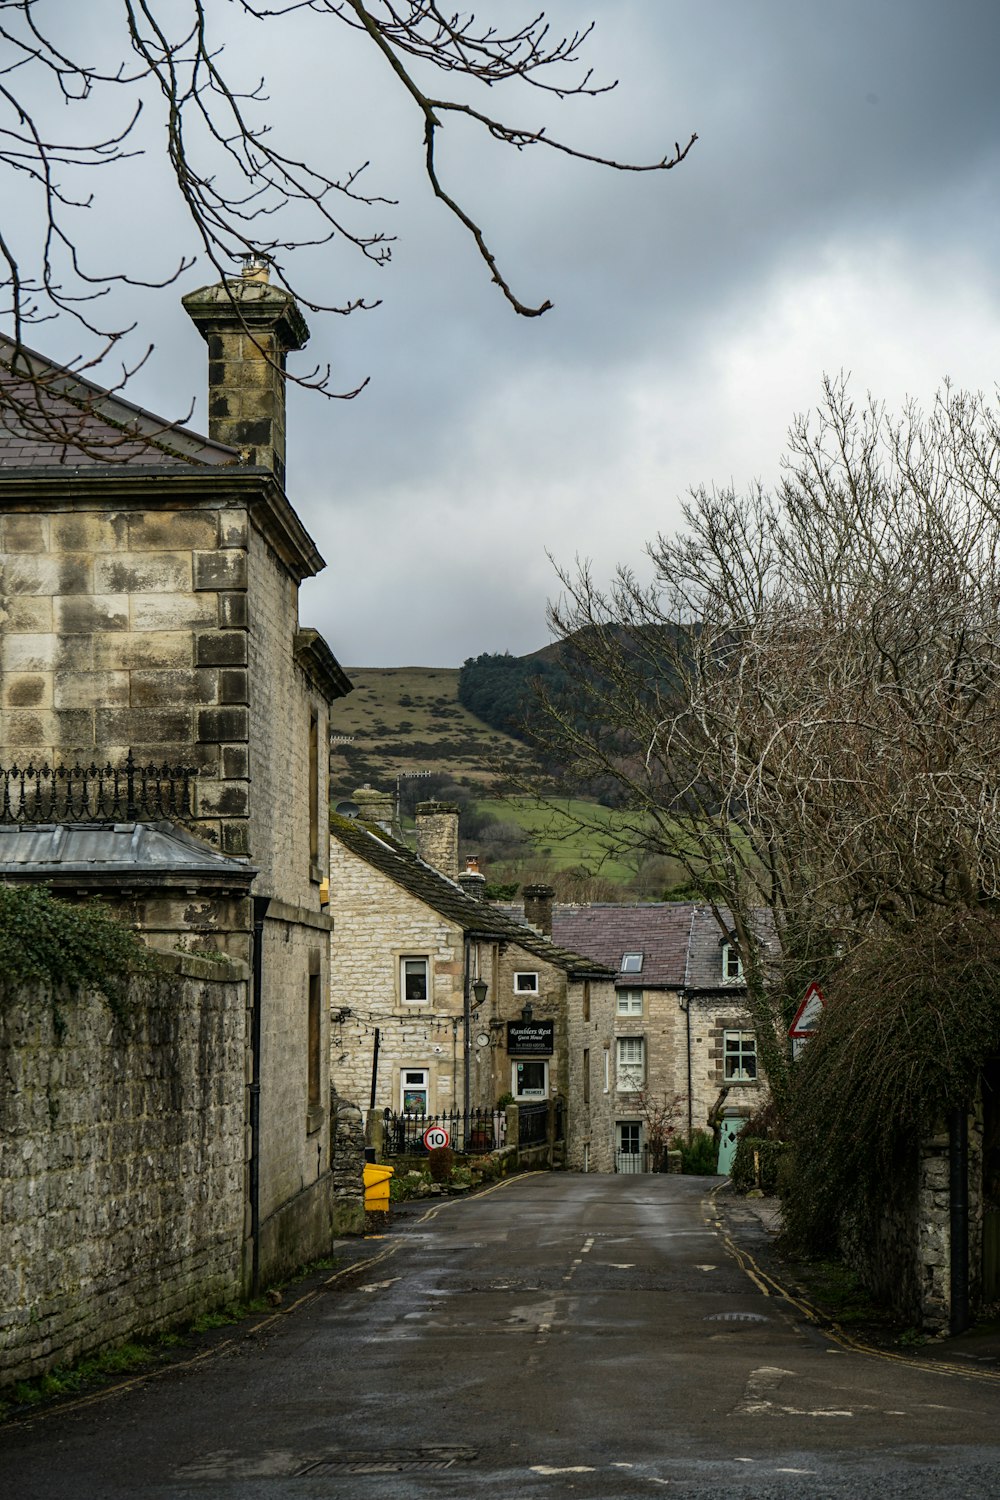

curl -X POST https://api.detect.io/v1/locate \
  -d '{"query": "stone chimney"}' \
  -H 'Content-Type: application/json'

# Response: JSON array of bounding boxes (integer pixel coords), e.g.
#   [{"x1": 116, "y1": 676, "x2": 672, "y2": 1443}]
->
[
  {"x1": 351, "y1": 784, "x2": 394, "y2": 833},
  {"x1": 182, "y1": 257, "x2": 309, "y2": 487},
  {"x1": 415, "y1": 801, "x2": 459, "y2": 880},
  {"x1": 457, "y1": 856, "x2": 486, "y2": 903},
  {"x1": 523, "y1": 883, "x2": 554, "y2": 937}
]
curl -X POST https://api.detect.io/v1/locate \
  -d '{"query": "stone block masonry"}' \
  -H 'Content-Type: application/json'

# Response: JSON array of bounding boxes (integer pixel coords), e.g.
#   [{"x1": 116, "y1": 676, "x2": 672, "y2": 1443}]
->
[{"x1": 0, "y1": 953, "x2": 249, "y2": 1389}]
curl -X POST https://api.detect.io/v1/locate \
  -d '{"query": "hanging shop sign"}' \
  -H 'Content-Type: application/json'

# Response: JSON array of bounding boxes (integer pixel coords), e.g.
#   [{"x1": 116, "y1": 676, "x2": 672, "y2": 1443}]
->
[{"x1": 507, "y1": 1019, "x2": 554, "y2": 1056}]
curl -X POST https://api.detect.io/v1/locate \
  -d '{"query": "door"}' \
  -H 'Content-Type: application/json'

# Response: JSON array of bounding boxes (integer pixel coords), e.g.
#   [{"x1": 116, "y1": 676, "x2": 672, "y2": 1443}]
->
[
  {"x1": 717, "y1": 1115, "x2": 746, "y2": 1175},
  {"x1": 616, "y1": 1121, "x2": 646, "y2": 1174}
]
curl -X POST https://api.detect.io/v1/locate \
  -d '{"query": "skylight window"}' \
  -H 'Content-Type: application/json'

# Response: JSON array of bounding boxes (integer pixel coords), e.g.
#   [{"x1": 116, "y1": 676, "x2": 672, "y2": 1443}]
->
[{"x1": 620, "y1": 952, "x2": 643, "y2": 974}]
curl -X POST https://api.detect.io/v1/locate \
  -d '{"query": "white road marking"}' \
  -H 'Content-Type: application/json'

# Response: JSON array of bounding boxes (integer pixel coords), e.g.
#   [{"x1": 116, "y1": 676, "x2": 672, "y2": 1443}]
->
[
  {"x1": 606, "y1": 1263, "x2": 636, "y2": 1269},
  {"x1": 530, "y1": 1465, "x2": 596, "y2": 1475},
  {"x1": 695, "y1": 1264, "x2": 717, "y2": 1271},
  {"x1": 357, "y1": 1279, "x2": 400, "y2": 1292},
  {"x1": 735, "y1": 1366, "x2": 855, "y2": 1418}
]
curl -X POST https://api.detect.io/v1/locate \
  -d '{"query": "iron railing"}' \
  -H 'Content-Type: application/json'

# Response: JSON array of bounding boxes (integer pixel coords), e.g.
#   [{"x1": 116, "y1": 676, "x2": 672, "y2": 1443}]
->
[
  {"x1": 615, "y1": 1148, "x2": 650, "y2": 1174},
  {"x1": 382, "y1": 1108, "x2": 507, "y2": 1157},
  {"x1": 0, "y1": 753, "x2": 198, "y2": 825},
  {"x1": 517, "y1": 1101, "x2": 549, "y2": 1148}
]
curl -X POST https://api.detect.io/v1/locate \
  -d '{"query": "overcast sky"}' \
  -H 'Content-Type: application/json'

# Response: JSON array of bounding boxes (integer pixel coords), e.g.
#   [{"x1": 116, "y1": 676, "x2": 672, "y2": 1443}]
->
[{"x1": 13, "y1": 3, "x2": 1000, "y2": 666}]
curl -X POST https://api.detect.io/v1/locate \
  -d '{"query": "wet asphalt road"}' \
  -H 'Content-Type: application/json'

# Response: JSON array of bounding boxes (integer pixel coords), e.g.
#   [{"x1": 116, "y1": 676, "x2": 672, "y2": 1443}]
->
[{"x1": 4, "y1": 1172, "x2": 1000, "y2": 1498}]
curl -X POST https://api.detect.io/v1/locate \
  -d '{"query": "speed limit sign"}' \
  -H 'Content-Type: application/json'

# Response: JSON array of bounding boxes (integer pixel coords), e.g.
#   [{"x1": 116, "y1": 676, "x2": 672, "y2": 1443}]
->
[{"x1": 423, "y1": 1124, "x2": 450, "y2": 1151}]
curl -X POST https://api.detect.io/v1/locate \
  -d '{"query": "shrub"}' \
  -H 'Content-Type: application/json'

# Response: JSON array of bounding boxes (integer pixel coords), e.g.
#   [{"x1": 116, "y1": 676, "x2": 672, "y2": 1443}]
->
[
  {"x1": 678, "y1": 1129, "x2": 717, "y2": 1175},
  {"x1": 427, "y1": 1146, "x2": 454, "y2": 1182},
  {"x1": 731, "y1": 1135, "x2": 788, "y2": 1194}
]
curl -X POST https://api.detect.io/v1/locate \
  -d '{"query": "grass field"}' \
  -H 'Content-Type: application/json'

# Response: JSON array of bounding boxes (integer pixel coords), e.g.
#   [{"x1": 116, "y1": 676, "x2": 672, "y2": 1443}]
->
[
  {"x1": 329, "y1": 666, "x2": 530, "y2": 799},
  {"x1": 473, "y1": 796, "x2": 640, "y2": 880}
]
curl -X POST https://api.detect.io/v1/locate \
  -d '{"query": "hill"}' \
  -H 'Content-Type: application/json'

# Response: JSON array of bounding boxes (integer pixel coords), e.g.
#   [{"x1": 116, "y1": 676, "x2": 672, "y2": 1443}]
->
[{"x1": 328, "y1": 666, "x2": 531, "y2": 806}]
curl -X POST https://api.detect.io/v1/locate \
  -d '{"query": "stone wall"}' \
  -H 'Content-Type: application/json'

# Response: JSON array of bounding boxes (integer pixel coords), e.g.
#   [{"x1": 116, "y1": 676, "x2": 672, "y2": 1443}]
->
[
  {"x1": 842, "y1": 1110, "x2": 985, "y2": 1331},
  {"x1": 0, "y1": 953, "x2": 248, "y2": 1389}
]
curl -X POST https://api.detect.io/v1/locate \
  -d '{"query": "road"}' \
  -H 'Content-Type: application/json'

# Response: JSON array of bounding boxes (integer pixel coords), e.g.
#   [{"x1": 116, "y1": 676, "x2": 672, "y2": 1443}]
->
[{"x1": 4, "y1": 1172, "x2": 1000, "y2": 1498}]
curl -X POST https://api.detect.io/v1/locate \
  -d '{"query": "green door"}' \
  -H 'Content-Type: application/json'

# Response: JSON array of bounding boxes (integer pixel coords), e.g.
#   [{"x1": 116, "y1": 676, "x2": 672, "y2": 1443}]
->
[{"x1": 717, "y1": 1116, "x2": 746, "y2": 1176}]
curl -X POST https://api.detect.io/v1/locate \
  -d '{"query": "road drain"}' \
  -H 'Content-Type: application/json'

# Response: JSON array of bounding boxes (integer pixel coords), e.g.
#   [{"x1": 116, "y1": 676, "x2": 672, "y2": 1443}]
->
[
  {"x1": 296, "y1": 1448, "x2": 476, "y2": 1476},
  {"x1": 705, "y1": 1311, "x2": 769, "y2": 1323}
]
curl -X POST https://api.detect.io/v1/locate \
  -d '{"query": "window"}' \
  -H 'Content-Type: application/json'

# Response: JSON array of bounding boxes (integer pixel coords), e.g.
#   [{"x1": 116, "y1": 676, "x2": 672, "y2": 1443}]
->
[
  {"x1": 401, "y1": 956, "x2": 429, "y2": 1004},
  {"x1": 583, "y1": 1049, "x2": 590, "y2": 1105},
  {"x1": 721, "y1": 938, "x2": 743, "y2": 982},
  {"x1": 308, "y1": 708, "x2": 319, "y2": 867},
  {"x1": 513, "y1": 1059, "x2": 548, "y2": 1099},
  {"x1": 724, "y1": 1030, "x2": 757, "y2": 1082},
  {"x1": 307, "y1": 972, "x2": 321, "y2": 1113},
  {"x1": 616, "y1": 988, "x2": 643, "y2": 1016},
  {"x1": 514, "y1": 971, "x2": 538, "y2": 994},
  {"x1": 604, "y1": 1047, "x2": 610, "y2": 1093},
  {"x1": 401, "y1": 1068, "x2": 429, "y2": 1113},
  {"x1": 582, "y1": 980, "x2": 591, "y2": 1023},
  {"x1": 616, "y1": 1036, "x2": 645, "y2": 1092},
  {"x1": 620, "y1": 952, "x2": 643, "y2": 974}
]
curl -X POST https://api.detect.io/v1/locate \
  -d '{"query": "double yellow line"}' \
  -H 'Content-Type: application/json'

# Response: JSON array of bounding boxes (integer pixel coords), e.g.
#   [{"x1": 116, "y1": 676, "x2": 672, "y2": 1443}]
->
[{"x1": 711, "y1": 1187, "x2": 1000, "y2": 1387}]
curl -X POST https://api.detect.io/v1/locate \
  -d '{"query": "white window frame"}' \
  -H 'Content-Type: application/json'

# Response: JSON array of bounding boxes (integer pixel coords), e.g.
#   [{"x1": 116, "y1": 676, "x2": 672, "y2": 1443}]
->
[
  {"x1": 723, "y1": 1030, "x2": 757, "y2": 1082},
  {"x1": 616, "y1": 1036, "x2": 645, "y2": 1092},
  {"x1": 721, "y1": 939, "x2": 743, "y2": 983},
  {"x1": 620, "y1": 952, "x2": 643, "y2": 974},
  {"x1": 400, "y1": 1067, "x2": 430, "y2": 1113},
  {"x1": 616, "y1": 987, "x2": 643, "y2": 1016},
  {"x1": 512, "y1": 1058, "x2": 549, "y2": 1100},
  {"x1": 513, "y1": 971, "x2": 539, "y2": 995},
  {"x1": 400, "y1": 955, "x2": 430, "y2": 1005}
]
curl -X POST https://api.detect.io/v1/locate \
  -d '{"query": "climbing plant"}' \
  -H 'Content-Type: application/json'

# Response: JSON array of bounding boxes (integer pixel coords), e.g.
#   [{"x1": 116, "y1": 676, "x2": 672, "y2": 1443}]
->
[
  {"x1": 0, "y1": 884, "x2": 156, "y2": 1024},
  {"x1": 782, "y1": 909, "x2": 1000, "y2": 1252}
]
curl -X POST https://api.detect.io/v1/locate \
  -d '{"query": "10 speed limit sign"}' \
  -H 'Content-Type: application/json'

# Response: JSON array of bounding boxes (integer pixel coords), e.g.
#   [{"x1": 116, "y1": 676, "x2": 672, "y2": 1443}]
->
[{"x1": 423, "y1": 1124, "x2": 450, "y2": 1151}]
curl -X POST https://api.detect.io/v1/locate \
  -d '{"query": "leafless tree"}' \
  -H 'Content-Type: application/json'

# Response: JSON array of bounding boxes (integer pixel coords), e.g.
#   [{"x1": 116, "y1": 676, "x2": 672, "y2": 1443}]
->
[
  {"x1": 0, "y1": 1, "x2": 695, "y2": 437},
  {"x1": 535, "y1": 377, "x2": 1000, "y2": 1107}
]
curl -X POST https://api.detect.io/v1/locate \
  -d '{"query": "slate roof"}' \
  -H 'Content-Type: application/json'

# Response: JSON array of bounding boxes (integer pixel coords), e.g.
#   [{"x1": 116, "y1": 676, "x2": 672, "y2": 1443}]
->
[
  {"x1": 0, "y1": 820, "x2": 255, "y2": 890},
  {"x1": 330, "y1": 815, "x2": 613, "y2": 981},
  {"x1": 551, "y1": 902, "x2": 777, "y2": 993},
  {"x1": 0, "y1": 334, "x2": 239, "y2": 468},
  {"x1": 551, "y1": 903, "x2": 695, "y2": 989}
]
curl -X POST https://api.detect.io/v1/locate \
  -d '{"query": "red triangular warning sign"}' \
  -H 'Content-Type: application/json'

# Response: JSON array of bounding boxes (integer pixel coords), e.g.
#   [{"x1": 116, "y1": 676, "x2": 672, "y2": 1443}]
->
[{"x1": 789, "y1": 981, "x2": 826, "y2": 1038}]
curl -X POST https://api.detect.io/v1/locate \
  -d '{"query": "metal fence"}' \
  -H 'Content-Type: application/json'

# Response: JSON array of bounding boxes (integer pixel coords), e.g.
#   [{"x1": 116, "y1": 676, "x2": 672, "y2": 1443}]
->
[
  {"x1": 517, "y1": 1101, "x2": 549, "y2": 1148},
  {"x1": 615, "y1": 1149, "x2": 650, "y2": 1174},
  {"x1": 0, "y1": 753, "x2": 197, "y2": 824},
  {"x1": 382, "y1": 1108, "x2": 507, "y2": 1157}
]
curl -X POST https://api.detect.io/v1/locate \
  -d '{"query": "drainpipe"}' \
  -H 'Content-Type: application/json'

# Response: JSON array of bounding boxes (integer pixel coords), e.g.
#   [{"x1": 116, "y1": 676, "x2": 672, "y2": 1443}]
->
[
  {"x1": 249, "y1": 895, "x2": 270, "y2": 1297},
  {"x1": 680, "y1": 990, "x2": 693, "y2": 1137},
  {"x1": 949, "y1": 1105, "x2": 970, "y2": 1336},
  {"x1": 463, "y1": 938, "x2": 472, "y2": 1121}
]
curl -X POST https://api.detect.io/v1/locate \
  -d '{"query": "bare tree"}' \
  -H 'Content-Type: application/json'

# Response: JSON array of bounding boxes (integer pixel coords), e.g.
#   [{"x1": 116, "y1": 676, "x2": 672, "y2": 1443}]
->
[
  {"x1": 534, "y1": 377, "x2": 1000, "y2": 1109},
  {"x1": 0, "y1": 1, "x2": 695, "y2": 436}
]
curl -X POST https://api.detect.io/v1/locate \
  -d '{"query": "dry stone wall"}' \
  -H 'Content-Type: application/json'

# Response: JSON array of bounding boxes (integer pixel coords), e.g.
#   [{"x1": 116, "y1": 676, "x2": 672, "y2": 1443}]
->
[{"x1": 0, "y1": 953, "x2": 248, "y2": 1388}]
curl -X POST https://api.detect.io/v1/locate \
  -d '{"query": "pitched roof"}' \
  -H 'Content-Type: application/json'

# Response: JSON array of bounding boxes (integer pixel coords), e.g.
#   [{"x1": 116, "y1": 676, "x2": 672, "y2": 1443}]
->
[
  {"x1": 550, "y1": 902, "x2": 777, "y2": 992},
  {"x1": 330, "y1": 815, "x2": 613, "y2": 981},
  {"x1": 551, "y1": 903, "x2": 696, "y2": 988},
  {"x1": 0, "y1": 334, "x2": 239, "y2": 468}
]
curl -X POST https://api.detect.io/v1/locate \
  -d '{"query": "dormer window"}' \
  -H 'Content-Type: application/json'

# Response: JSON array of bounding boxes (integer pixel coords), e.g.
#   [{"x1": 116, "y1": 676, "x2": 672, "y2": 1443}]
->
[
  {"x1": 721, "y1": 937, "x2": 743, "y2": 982},
  {"x1": 620, "y1": 952, "x2": 643, "y2": 974}
]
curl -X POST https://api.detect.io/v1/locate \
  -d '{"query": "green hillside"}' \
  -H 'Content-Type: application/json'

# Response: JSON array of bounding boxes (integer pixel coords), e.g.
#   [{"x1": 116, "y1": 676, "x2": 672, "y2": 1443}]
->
[
  {"x1": 329, "y1": 666, "x2": 530, "y2": 804},
  {"x1": 328, "y1": 667, "x2": 694, "y2": 899}
]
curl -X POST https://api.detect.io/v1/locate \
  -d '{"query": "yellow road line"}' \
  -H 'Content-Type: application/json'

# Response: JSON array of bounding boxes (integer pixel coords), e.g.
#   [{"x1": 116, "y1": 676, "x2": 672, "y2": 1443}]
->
[{"x1": 711, "y1": 1187, "x2": 1000, "y2": 1387}]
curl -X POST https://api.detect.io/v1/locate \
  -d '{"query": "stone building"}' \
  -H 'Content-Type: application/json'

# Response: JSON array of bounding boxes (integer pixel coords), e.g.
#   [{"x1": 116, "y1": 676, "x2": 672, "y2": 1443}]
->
[
  {"x1": 0, "y1": 264, "x2": 353, "y2": 1382},
  {"x1": 552, "y1": 902, "x2": 769, "y2": 1173},
  {"x1": 328, "y1": 798, "x2": 612, "y2": 1128}
]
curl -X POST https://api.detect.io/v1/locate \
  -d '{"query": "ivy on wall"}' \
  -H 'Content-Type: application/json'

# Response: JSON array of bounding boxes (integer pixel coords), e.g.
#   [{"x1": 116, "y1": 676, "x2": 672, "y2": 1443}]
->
[{"x1": 0, "y1": 884, "x2": 155, "y2": 1024}]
